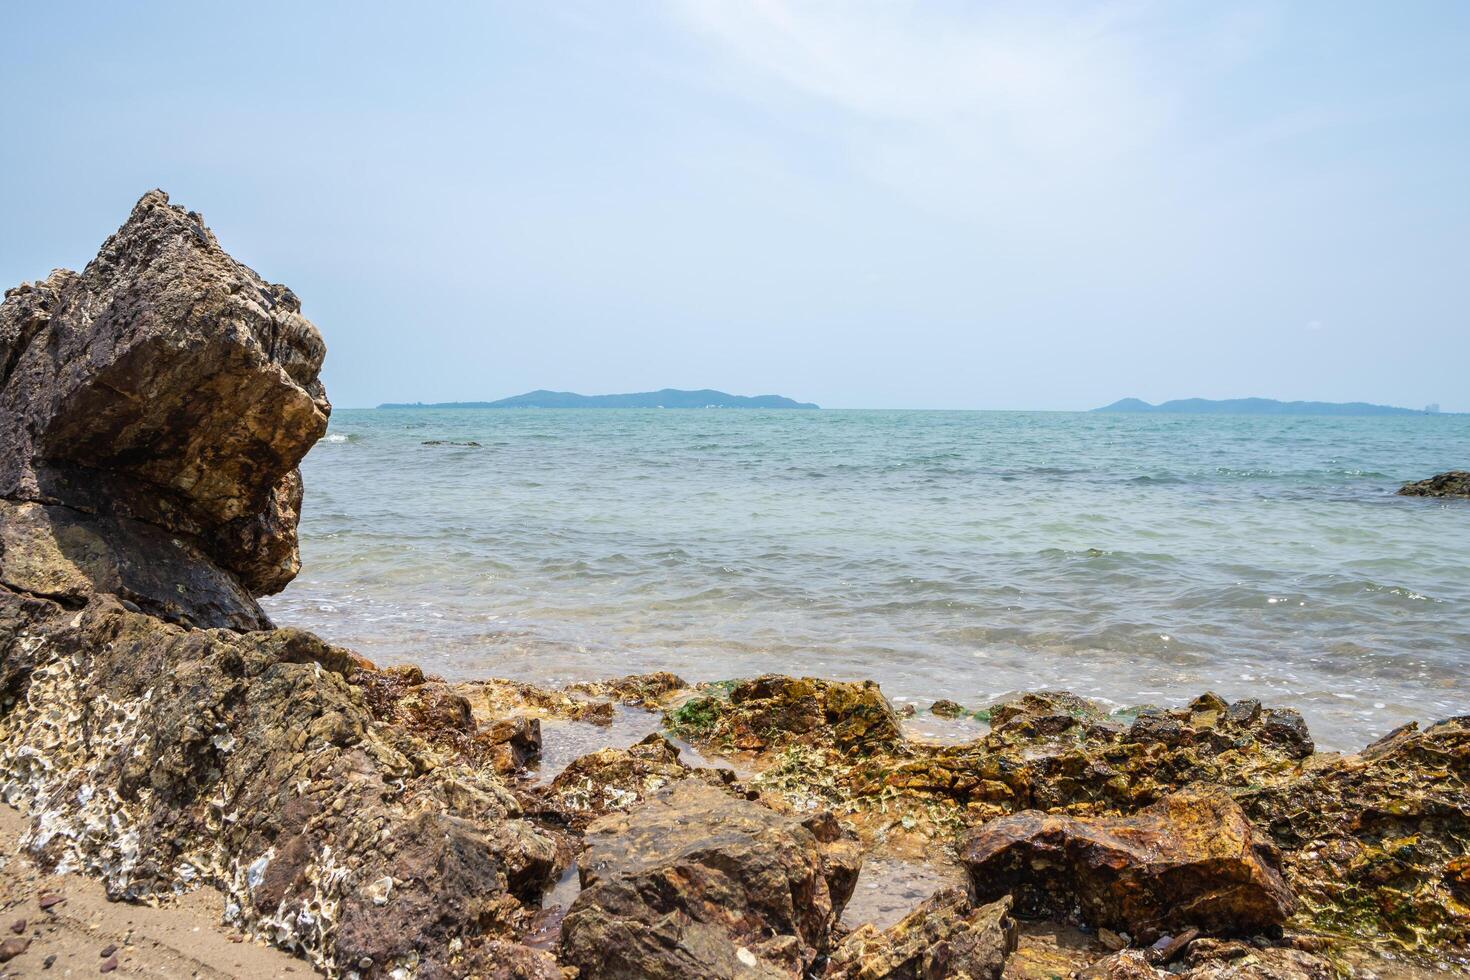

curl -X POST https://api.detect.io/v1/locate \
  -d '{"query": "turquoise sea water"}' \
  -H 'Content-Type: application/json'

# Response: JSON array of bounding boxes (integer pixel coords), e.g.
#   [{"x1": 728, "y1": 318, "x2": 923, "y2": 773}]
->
[{"x1": 263, "y1": 408, "x2": 1470, "y2": 750}]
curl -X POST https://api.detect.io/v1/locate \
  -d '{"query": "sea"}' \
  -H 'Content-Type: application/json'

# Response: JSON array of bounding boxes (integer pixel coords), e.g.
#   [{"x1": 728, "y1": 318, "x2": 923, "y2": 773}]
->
[{"x1": 262, "y1": 408, "x2": 1470, "y2": 752}]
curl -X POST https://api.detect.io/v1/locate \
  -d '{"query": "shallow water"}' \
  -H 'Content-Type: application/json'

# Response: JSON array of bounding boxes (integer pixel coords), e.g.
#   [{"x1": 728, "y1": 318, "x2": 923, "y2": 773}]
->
[{"x1": 264, "y1": 409, "x2": 1470, "y2": 751}]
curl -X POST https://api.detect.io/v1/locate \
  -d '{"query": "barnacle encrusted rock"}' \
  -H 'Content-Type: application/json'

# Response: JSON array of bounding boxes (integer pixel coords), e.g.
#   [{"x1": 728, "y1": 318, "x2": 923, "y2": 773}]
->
[
  {"x1": 959, "y1": 788, "x2": 1296, "y2": 941},
  {"x1": 0, "y1": 588, "x2": 560, "y2": 978},
  {"x1": 543, "y1": 731, "x2": 741, "y2": 827},
  {"x1": 559, "y1": 780, "x2": 862, "y2": 978},
  {"x1": 0, "y1": 190, "x2": 329, "y2": 627}
]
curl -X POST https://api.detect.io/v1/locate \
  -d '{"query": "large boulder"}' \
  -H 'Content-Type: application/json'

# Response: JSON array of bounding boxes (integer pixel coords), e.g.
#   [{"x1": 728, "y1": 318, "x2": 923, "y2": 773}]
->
[
  {"x1": 959, "y1": 789, "x2": 1295, "y2": 942},
  {"x1": 560, "y1": 779, "x2": 862, "y2": 978},
  {"x1": 0, "y1": 190, "x2": 329, "y2": 627}
]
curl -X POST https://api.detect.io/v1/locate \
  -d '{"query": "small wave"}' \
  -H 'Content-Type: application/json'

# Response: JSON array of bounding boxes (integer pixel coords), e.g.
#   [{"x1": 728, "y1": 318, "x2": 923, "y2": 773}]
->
[{"x1": 323, "y1": 433, "x2": 352, "y2": 443}]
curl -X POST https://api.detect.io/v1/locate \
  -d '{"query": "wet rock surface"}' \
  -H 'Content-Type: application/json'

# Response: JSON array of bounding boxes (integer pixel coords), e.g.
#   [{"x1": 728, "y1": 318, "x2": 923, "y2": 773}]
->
[
  {"x1": 1398, "y1": 471, "x2": 1470, "y2": 498},
  {"x1": 560, "y1": 780, "x2": 861, "y2": 978},
  {"x1": 824, "y1": 887, "x2": 1017, "y2": 979},
  {"x1": 959, "y1": 788, "x2": 1295, "y2": 941},
  {"x1": 667, "y1": 674, "x2": 903, "y2": 753},
  {"x1": 0, "y1": 191, "x2": 328, "y2": 628}
]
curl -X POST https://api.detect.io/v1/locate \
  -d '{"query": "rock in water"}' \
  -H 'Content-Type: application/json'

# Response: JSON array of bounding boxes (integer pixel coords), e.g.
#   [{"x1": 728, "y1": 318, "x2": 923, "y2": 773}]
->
[
  {"x1": 0, "y1": 190, "x2": 329, "y2": 628},
  {"x1": 1398, "y1": 471, "x2": 1470, "y2": 498},
  {"x1": 560, "y1": 780, "x2": 861, "y2": 978},
  {"x1": 824, "y1": 887, "x2": 1018, "y2": 979},
  {"x1": 959, "y1": 788, "x2": 1295, "y2": 941}
]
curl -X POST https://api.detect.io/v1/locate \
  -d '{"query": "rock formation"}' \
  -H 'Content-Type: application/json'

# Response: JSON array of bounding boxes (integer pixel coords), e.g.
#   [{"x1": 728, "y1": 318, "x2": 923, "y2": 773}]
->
[
  {"x1": 959, "y1": 789, "x2": 1295, "y2": 940},
  {"x1": 1399, "y1": 471, "x2": 1470, "y2": 498},
  {"x1": 824, "y1": 888, "x2": 1017, "y2": 979},
  {"x1": 559, "y1": 780, "x2": 861, "y2": 978},
  {"x1": 0, "y1": 190, "x2": 328, "y2": 629}
]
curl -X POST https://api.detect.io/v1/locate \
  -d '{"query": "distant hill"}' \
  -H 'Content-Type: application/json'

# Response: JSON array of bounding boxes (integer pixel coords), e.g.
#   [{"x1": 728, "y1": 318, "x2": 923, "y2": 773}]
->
[
  {"x1": 379, "y1": 388, "x2": 819, "y2": 410},
  {"x1": 1093, "y1": 397, "x2": 1433, "y2": 417}
]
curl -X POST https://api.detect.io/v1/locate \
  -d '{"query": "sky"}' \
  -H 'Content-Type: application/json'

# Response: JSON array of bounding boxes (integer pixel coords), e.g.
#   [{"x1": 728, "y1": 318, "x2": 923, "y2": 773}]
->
[{"x1": 2, "y1": 2, "x2": 1467, "y2": 411}]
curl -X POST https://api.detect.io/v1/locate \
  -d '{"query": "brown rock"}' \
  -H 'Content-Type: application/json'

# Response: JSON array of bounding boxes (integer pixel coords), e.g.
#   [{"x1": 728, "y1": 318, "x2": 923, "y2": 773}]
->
[
  {"x1": 0, "y1": 190, "x2": 329, "y2": 627},
  {"x1": 1398, "y1": 471, "x2": 1470, "y2": 498},
  {"x1": 0, "y1": 937, "x2": 28, "y2": 962},
  {"x1": 668, "y1": 675, "x2": 902, "y2": 753},
  {"x1": 564, "y1": 671, "x2": 689, "y2": 708},
  {"x1": 0, "y1": 589, "x2": 559, "y2": 977},
  {"x1": 931, "y1": 699, "x2": 967, "y2": 719},
  {"x1": 547, "y1": 731, "x2": 700, "y2": 825},
  {"x1": 560, "y1": 780, "x2": 860, "y2": 978},
  {"x1": 959, "y1": 788, "x2": 1295, "y2": 941},
  {"x1": 824, "y1": 887, "x2": 1017, "y2": 979}
]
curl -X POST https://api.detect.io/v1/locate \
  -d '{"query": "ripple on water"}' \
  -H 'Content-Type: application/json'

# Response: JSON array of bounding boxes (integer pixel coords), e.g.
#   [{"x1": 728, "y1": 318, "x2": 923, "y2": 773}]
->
[{"x1": 265, "y1": 408, "x2": 1470, "y2": 753}]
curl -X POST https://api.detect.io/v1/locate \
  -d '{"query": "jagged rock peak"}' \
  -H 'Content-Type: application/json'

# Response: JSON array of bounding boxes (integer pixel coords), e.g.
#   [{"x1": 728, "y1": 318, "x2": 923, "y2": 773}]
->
[{"x1": 0, "y1": 190, "x2": 330, "y2": 628}]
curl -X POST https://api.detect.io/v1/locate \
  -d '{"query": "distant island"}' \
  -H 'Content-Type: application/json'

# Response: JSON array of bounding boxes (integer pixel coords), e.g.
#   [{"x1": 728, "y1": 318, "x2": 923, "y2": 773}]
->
[
  {"x1": 1093, "y1": 397, "x2": 1439, "y2": 417},
  {"x1": 379, "y1": 388, "x2": 819, "y2": 410}
]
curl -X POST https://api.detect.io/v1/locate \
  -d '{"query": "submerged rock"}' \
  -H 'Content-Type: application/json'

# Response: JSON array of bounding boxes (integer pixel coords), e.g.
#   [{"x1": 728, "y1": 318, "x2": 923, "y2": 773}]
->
[
  {"x1": 0, "y1": 191, "x2": 328, "y2": 627},
  {"x1": 1398, "y1": 471, "x2": 1470, "y2": 498},
  {"x1": 959, "y1": 788, "x2": 1295, "y2": 941},
  {"x1": 560, "y1": 780, "x2": 861, "y2": 978},
  {"x1": 824, "y1": 887, "x2": 1017, "y2": 979}
]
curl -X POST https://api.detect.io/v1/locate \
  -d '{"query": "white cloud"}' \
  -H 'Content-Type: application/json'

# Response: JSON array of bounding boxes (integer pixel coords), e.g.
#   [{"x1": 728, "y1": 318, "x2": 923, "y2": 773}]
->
[{"x1": 664, "y1": 1, "x2": 1279, "y2": 215}]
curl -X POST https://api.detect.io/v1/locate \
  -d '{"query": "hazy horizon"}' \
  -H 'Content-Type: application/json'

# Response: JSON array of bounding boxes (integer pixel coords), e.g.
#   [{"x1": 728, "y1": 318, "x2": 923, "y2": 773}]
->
[
  {"x1": 364, "y1": 388, "x2": 1449, "y2": 413},
  {"x1": 4, "y1": 2, "x2": 1467, "y2": 412}
]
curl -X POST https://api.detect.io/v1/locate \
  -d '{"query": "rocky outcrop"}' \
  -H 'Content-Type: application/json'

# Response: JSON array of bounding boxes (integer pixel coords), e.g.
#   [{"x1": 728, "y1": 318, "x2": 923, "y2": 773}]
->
[
  {"x1": 0, "y1": 589, "x2": 562, "y2": 977},
  {"x1": 824, "y1": 888, "x2": 1017, "y2": 979},
  {"x1": 0, "y1": 190, "x2": 328, "y2": 628},
  {"x1": 1239, "y1": 715, "x2": 1470, "y2": 952},
  {"x1": 1399, "y1": 471, "x2": 1470, "y2": 498},
  {"x1": 959, "y1": 789, "x2": 1295, "y2": 941},
  {"x1": 560, "y1": 780, "x2": 862, "y2": 978}
]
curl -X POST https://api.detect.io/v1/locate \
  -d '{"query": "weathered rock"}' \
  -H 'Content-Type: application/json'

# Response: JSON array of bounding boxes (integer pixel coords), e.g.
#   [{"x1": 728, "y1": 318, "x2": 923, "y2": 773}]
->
[
  {"x1": 824, "y1": 887, "x2": 1017, "y2": 979},
  {"x1": 358, "y1": 664, "x2": 543, "y2": 775},
  {"x1": 0, "y1": 191, "x2": 328, "y2": 627},
  {"x1": 0, "y1": 589, "x2": 559, "y2": 978},
  {"x1": 931, "y1": 699, "x2": 967, "y2": 719},
  {"x1": 543, "y1": 731, "x2": 745, "y2": 828},
  {"x1": 959, "y1": 789, "x2": 1295, "y2": 942},
  {"x1": 1239, "y1": 716, "x2": 1470, "y2": 953},
  {"x1": 986, "y1": 690, "x2": 1112, "y2": 743},
  {"x1": 565, "y1": 671, "x2": 688, "y2": 708},
  {"x1": 1398, "y1": 471, "x2": 1470, "y2": 498},
  {"x1": 1078, "y1": 943, "x2": 1336, "y2": 979},
  {"x1": 667, "y1": 675, "x2": 902, "y2": 753},
  {"x1": 560, "y1": 780, "x2": 861, "y2": 978}
]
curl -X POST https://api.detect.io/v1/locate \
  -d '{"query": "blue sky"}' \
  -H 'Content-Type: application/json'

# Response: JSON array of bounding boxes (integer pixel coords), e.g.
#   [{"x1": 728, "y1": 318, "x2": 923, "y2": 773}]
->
[{"x1": 3, "y1": 2, "x2": 1467, "y2": 410}]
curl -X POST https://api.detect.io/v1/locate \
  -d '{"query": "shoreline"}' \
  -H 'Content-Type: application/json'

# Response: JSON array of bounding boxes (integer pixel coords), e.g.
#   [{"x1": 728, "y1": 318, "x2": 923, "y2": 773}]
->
[{"x1": 2, "y1": 191, "x2": 1466, "y2": 978}]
